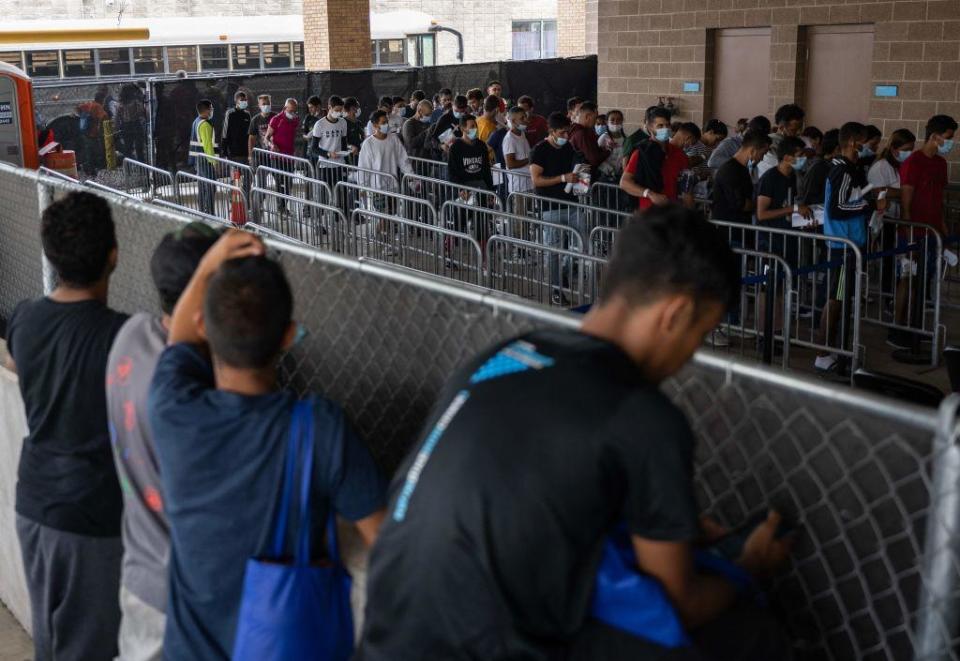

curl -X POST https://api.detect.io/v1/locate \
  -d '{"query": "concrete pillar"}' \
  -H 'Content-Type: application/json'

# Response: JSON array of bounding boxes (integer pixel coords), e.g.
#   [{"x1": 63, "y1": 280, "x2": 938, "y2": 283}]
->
[
  {"x1": 302, "y1": 0, "x2": 372, "y2": 71},
  {"x1": 557, "y1": 0, "x2": 587, "y2": 57}
]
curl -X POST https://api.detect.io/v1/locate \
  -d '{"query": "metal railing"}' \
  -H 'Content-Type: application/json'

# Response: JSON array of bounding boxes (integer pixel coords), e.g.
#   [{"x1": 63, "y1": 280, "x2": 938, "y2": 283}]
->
[
  {"x1": 315, "y1": 156, "x2": 400, "y2": 193},
  {"x1": 187, "y1": 152, "x2": 254, "y2": 193},
  {"x1": 349, "y1": 208, "x2": 483, "y2": 286},
  {"x1": 174, "y1": 170, "x2": 248, "y2": 225},
  {"x1": 439, "y1": 201, "x2": 584, "y2": 254},
  {"x1": 120, "y1": 159, "x2": 176, "y2": 202},
  {"x1": 333, "y1": 181, "x2": 437, "y2": 228},
  {"x1": 251, "y1": 147, "x2": 316, "y2": 180},
  {"x1": 588, "y1": 180, "x2": 634, "y2": 214},
  {"x1": 407, "y1": 156, "x2": 448, "y2": 180},
  {"x1": 401, "y1": 173, "x2": 503, "y2": 244},
  {"x1": 507, "y1": 191, "x2": 632, "y2": 238},
  {"x1": 254, "y1": 165, "x2": 332, "y2": 207},
  {"x1": 250, "y1": 187, "x2": 347, "y2": 252}
]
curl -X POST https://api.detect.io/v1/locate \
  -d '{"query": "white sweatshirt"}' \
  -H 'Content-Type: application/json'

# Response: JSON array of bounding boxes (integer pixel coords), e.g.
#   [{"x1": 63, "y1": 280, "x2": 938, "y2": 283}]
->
[{"x1": 356, "y1": 133, "x2": 411, "y2": 191}]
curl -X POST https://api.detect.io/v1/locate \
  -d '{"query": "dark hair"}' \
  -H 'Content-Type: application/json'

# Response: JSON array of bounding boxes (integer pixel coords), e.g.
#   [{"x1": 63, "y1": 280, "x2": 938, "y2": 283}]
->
[
  {"x1": 454, "y1": 95, "x2": 469, "y2": 109},
  {"x1": 602, "y1": 205, "x2": 738, "y2": 310},
  {"x1": 644, "y1": 105, "x2": 660, "y2": 122},
  {"x1": 608, "y1": 109, "x2": 624, "y2": 122},
  {"x1": 344, "y1": 97, "x2": 360, "y2": 111},
  {"x1": 327, "y1": 95, "x2": 343, "y2": 108},
  {"x1": 679, "y1": 121, "x2": 701, "y2": 141},
  {"x1": 459, "y1": 113, "x2": 477, "y2": 128},
  {"x1": 882, "y1": 128, "x2": 917, "y2": 169},
  {"x1": 865, "y1": 124, "x2": 882, "y2": 141},
  {"x1": 567, "y1": 96, "x2": 584, "y2": 111},
  {"x1": 203, "y1": 256, "x2": 293, "y2": 369},
  {"x1": 196, "y1": 99, "x2": 212, "y2": 113},
  {"x1": 926, "y1": 114, "x2": 958, "y2": 141},
  {"x1": 579, "y1": 101, "x2": 598, "y2": 114},
  {"x1": 370, "y1": 109, "x2": 388, "y2": 125},
  {"x1": 704, "y1": 119, "x2": 728, "y2": 138},
  {"x1": 438, "y1": 87, "x2": 453, "y2": 97},
  {"x1": 508, "y1": 105, "x2": 524, "y2": 116},
  {"x1": 467, "y1": 88, "x2": 484, "y2": 102},
  {"x1": 411, "y1": 90, "x2": 426, "y2": 102},
  {"x1": 741, "y1": 129, "x2": 772, "y2": 151},
  {"x1": 821, "y1": 129, "x2": 840, "y2": 157},
  {"x1": 518, "y1": 94, "x2": 534, "y2": 107},
  {"x1": 392, "y1": 96, "x2": 405, "y2": 105},
  {"x1": 748, "y1": 115, "x2": 772, "y2": 135},
  {"x1": 307, "y1": 95, "x2": 322, "y2": 107},
  {"x1": 774, "y1": 104, "x2": 805, "y2": 126},
  {"x1": 234, "y1": 90, "x2": 247, "y2": 101},
  {"x1": 596, "y1": 114, "x2": 607, "y2": 123},
  {"x1": 150, "y1": 223, "x2": 219, "y2": 314},
  {"x1": 483, "y1": 94, "x2": 500, "y2": 113},
  {"x1": 547, "y1": 111, "x2": 570, "y2": 131},
  {"x1": 378, "y1": 95, "x2": 393, "y2": 109},
  {"x1": 41, "y1": 192, "x2": 117, "y2": 287},
  {"x1": 646, "y1": 106, "x2": 671, "y2": 124},
  {"x1": 839, "y1": 121, "x2": 868, "y2": 146},
  {"x1": 487, "y1": 80, "x2": 501, "y2": 88},
  {"x1": 801, "y1": 126, "x2": 823, "y2": 142},
  {"x1": 776, "y1": 135, "x2": 806, "y2": 161}
]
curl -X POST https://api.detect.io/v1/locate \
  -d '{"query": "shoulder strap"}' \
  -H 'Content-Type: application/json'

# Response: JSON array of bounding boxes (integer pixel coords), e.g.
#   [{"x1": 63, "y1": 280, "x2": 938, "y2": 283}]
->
[
  {"x1": 270, "y1": 402, "x2": 304, "y2": 558},
  {"x1": 294, "y1": 399, "x2": 316, "y2": 566}
]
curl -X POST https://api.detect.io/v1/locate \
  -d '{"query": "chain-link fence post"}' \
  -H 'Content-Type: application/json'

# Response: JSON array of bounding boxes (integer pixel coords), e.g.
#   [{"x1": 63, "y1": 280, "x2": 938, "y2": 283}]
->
[{"x1": 915, "y1": 394, "x2": 960, "y2": 659}]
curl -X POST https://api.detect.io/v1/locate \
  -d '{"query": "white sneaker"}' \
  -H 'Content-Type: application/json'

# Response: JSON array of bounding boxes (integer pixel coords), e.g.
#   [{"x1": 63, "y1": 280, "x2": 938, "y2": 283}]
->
[
  {"x1": 814, "y1": 354, "x2": 838, "y2": 373},
  {"x1": 709, "y1": 329, "x2": 730, "y2": 347}
]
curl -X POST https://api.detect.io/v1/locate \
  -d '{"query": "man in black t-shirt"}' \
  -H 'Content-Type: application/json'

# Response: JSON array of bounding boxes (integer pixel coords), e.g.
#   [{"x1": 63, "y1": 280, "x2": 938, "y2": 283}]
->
[
  {"x1": 6, "y1": 192, "x2": 129, "y2": 660},
  {"x1": 712, "y1": 129, "x2": 771, "y2": 226},
  {"x1": 756, "y1": 135, "x2": 812, "y2": 268},
  {"x1": 447, "y1": 114, "x2": 493, "y2": 191},
  {"x1": 246, "y1": 94, "x2": 275, "y2": 164},
  {"x1": 358, "y1": 206, "x2": 792, "y2": 661}
]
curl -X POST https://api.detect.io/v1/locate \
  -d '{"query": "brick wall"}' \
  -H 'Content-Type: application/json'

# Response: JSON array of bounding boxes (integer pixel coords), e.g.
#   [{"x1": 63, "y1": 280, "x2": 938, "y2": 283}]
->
[
  {"x1": 597, "y1": 0, "x2": 960, "y2": 180},
  {"x1": 303, "y1": 0, "x2": 371, "y2": 70},
  {"x1": 557, "y1": 0, "x2": 587, "y2": 56}
]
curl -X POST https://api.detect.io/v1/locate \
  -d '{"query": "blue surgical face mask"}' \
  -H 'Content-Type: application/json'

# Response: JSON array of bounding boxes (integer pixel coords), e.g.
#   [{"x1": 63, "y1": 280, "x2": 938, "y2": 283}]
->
[
  {"x1": 859, "y1": 146, "x2": 875, "y2": 158},
  {"x1": 595, "y1": 125, "x2": 607, "y2": 136},
  {"x1": 897, "y1": 149, "x2": 912, "y2": 162},
  {"x1": 792, "y1": 156, "x2": 807, "y2": 171},
  {"x1": 237, "y1": 100, "x2": 248, "y2": 110},
  {"x1": 420, "y1": 115, "x2": 431, "y2": 124},
  {"x1": 939, "y1": 138, "x2": 955, "y2": 156},
  {"x1": 453, "y1": 110, "x2": 464, "y2": 119},
  {"x1": 260, "y1": 104, "x2": 271, "y2": 114},
  {"x1": 555, "y1": 137, "x2": 568, "y2": 147},
  {"x1": 655, "y1": 127, "x2": 671, "y2": 142},
  {"x1": 466, "y1": 128, "x2": 478, "y2": 140}
]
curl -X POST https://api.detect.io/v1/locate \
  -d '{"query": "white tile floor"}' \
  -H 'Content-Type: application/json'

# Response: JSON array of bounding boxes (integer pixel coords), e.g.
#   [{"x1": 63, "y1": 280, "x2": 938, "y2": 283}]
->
[{"x1": 0, "y1": 602, "x2": 30, "y2": 661}]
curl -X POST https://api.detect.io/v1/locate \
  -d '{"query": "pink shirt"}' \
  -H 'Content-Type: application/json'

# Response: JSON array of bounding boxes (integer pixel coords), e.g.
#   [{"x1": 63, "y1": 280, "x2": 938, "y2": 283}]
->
[{"x1": 267, "y1": 113, "x2": 299, "y2": 155}]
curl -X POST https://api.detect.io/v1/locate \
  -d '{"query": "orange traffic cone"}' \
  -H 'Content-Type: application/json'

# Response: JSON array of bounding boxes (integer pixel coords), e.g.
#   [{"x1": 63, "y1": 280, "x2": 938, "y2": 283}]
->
[{"x1": 230, "y1": 168, "x2": 247, "y2": 225}]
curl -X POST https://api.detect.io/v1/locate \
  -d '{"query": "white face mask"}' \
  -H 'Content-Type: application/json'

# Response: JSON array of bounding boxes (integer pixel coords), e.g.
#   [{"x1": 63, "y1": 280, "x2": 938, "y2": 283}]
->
[
  {"x1": 237, "y1": 100, "x2": 248, "y2": 110},
  {"x1": 260, "y1": 104, "x2": 271, "y2": 113},
  {"x1": 329, "y1": 110, "x2": 342, "y2": 120},
  {"x1": 608, "y1": 123, "x2": 622, "y2": 133},
  {"x1": 376, "y1": 123, "x2": 388, "y2": 135},
  {"x1": 285, "y1": 111, "x2": 296, "y2": 120}
]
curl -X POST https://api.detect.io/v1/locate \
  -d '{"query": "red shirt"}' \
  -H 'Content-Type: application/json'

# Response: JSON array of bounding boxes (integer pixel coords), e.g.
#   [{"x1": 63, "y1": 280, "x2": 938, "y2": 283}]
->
[
  {"x1": 267, "y1": 113, "x2": 299, "y2": 156},
  {"x1": 900, "y1": 150, "x2": 948, "y2": 234},
  {"x1": 625, "y1": 142, "x2": 690, "y2": 210},
  {"x1": 525, "y1": 114, "x2": 548, "y2": 148}
]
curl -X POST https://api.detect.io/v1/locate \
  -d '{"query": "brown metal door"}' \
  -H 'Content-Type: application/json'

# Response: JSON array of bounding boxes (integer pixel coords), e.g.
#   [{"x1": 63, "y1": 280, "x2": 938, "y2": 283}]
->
[
  {"x1": 804, "y1": 24, "x2": 875, "y2": 130},
  {"x1": 712, "y1": 28, "x2": 771, "y2": 128}
]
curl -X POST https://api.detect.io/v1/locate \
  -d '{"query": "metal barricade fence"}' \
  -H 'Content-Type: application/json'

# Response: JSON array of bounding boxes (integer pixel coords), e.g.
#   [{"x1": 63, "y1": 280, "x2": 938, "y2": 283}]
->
[
  {"x1": 4, "y1": 163, "x2": 960, "y2": 659},
  {"x1": 250, "y1": 187, "x2": 347, "y2": 252},
  {"x1": 588, "y1": 180, "x2": 634, "y2": 214},
  {"x1": 349, "y1": 208, "x2": 483, "y2": 286},
  {"x1": 711, "y1": 220, "x2": 865, "y2": 379},
  {"x1": 508, "y1": 191, "x2": 632, "y2": 239},
  {"x1": 187, "y1": 152, "x2": 254, "y2": 194},
  {"x1": 254, "y1": 165, "x2": 332, "y2": 207},
  {"x1": 83, "y1": 179, "x2": 138, "y2": 200},
  {"x1": 151, "y1": 198, "x2": 235, "y2": 228},
  {"x1": 401, "y1": 173, "x2": 503, "y2": 246},
  {"x1": 589, "y1": 225, "x2": 620, "y2": 260},
  {"x1": 314, "y1": 156, "x2": 400, "y2": 197},
  {"x1": 120, "y1": 159, "x2": 176, "y2": 202},
  {"x1": 485, "y1": 234, "x2": 608, "y2": 308},
  {"x1": 37, "y1": 166, "x2": 79, "y2": 183},
  {"x1": 174, "y1": 170, "x2": 248, "y2": 225},
  {"x1": 862, "y1": 219, "x2": 943, "y2": 367},
  {"x1": 251, "y1": 147, "x2": 316, "y2": 181},
  {"x1": 440, "y1": 201, "x2": 584, "y2": 253},
  {"x1": 333, "y1": 181, "x2": 436, "y2": 228},
  {"x1": 407, "y1": 156, "x2": 447, "y2": 180}
]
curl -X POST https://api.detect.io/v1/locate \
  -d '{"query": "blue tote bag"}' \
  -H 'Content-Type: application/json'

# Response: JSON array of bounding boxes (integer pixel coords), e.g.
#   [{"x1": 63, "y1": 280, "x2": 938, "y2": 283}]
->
[{"x1": 232, "y1": 400, "x2": 354, "y2": 661}]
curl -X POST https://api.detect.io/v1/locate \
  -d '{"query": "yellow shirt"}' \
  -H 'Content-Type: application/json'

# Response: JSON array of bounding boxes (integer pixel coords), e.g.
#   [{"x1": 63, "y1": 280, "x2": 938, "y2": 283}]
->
[{"x1": 477, "y1": 115, "x2": 498, "y2": 143}]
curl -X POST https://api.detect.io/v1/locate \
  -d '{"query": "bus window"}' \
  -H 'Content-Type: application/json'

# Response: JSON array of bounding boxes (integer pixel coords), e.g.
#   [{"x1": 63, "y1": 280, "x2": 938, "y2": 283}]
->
[
  {"x1": 26, "y1": 51, "x2": 60, "y2": 78},
  {"x1": 232, "y1": 44, "x2": 260, "y2": 70},
  {"x1": 133, "y1": 47, "x2": 163, "y2": 75},
  {"x1": 98, "y1": 48, "x2": 132, "y2": 76},
  {"x1": 199, "y1": 45, "x2": 229, "y2": 71},
  {"x1": 166, "y1": 46, "x2": 198, "y2": 73},
  {"x1": 63, "y1": 49, "x2": 95, "y2": 77},
  {"x1": 293, "y1": 43, "x2": 303, "y2": 67},
  {"x1": 0, "y1": 52, "x2": 23, "y2": 72},
  {"x1": 263, "y1": 43, "x2": 291, "y2": 69}
]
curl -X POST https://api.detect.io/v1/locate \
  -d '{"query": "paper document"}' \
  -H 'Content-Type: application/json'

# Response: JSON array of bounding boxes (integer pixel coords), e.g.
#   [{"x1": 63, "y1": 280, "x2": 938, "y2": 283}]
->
[{"x1": 792, "y1": 205, "x2": 823, "y2": 228}]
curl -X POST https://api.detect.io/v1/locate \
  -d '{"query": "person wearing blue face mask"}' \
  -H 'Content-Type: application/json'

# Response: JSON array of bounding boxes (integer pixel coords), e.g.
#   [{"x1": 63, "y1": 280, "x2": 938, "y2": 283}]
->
[
  {"x1": 447, "y1": 113, "x2": 494, "y2": 194},
  {"x1": 221, "y1": 90, "x2": 251, "y2": 163},
  {"x1": 619, "y1": 106, "x2": 690, "y2": 211},
  {"x1": 401, "y1": 99, "x2": 437, "y2": 160},
  {"x1": 857, "y1": 124, "x2": 883, "y2": 174},
  {"x1": 429, "y1": 94, "x2": 469, "y2": 158},
  {"x1": 595, "y1": 113, "x2": 608, "y2": 137}
]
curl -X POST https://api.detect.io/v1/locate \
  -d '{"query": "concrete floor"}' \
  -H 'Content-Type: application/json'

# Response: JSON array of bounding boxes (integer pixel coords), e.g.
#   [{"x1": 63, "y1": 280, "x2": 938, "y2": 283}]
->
[{"x1": 0, "y1": 602, "x2": 30, "y2": 661}]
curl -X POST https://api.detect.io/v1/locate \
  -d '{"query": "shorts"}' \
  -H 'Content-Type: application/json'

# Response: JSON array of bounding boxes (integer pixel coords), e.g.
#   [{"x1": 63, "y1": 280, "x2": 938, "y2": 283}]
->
[{"x1": 827, "y1": 250, "x2": 859, "y2": 302}]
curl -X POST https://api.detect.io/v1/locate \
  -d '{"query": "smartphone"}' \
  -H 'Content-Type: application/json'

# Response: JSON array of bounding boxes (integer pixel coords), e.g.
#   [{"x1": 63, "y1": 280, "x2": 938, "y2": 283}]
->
[{"x1": 709, "y1": 513, "x2": 796, "y2": 561}]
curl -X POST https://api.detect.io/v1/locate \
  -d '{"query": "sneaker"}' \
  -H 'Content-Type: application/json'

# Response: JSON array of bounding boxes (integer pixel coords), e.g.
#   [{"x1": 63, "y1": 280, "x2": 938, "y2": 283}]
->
[
  {"x1": 814, "y1": 354, "x2": 838, "y2": 373},
  {"x1": 709, "y1": 329, "x2": 730, "y2": 347}
]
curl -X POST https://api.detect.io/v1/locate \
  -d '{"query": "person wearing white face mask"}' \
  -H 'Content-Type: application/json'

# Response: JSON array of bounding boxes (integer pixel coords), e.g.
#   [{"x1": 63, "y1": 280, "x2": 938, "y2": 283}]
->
[
  {"x1": 222, "y1": 90, "x2": 251, "y2": 163},
  {"x1": 502, "y1": 106, "x2": 532, "y2": 194},
  {"x1": 247, "y1": 94, "x2": 275, "y2": 164},
  {"x1": 401, "y1": 100, "x2": 436, "y2": 159},
  {"x1": 357, "y1": 109, "x2": 412, "y2": 194},
  {"x1": 262, "y1": 98, "x2": 300, "y2": 200},
  {"x1": 598, "y1": 109, "x2": 626, "y2": 180}
]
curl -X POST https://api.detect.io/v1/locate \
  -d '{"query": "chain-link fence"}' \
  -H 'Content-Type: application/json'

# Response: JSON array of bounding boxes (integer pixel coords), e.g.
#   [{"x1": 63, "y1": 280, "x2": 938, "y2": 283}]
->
[{"x1": 3, "y1": 163, "x2": 960, "y2": 660}]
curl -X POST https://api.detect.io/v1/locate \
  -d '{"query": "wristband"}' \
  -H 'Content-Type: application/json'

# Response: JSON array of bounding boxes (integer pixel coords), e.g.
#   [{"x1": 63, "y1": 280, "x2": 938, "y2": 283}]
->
[
  {"x1": 793, "y1": 203, "x2": 799, "y2": 213},
  {"x1": 642, "y1": 189, "x2": 650, "y2": 199}
]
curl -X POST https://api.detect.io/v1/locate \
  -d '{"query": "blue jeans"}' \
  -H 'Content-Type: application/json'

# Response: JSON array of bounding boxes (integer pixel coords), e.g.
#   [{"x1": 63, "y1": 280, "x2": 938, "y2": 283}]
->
[
  {"x1": 196, "y1": 159, "x2": 215, "y2": 216},
  {"x1": 542, "y1": 208, "x2": 587, "y2": 290}
]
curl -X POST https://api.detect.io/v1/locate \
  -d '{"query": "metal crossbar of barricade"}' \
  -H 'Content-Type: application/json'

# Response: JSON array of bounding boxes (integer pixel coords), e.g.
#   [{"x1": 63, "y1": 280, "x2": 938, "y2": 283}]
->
[
  {"x1": 491, "y1": 164, "x2": 535, "y2": 204},
  {"x1": 174, "y1": 170, "x2": 248, "y2": 225},
  {"x1": 407, "y1": 156, "x2": 447, "y2": 180},
  {"x1": 83, "y1": 179, "x2": 138, "y2": 200},
  {"x1": 251, "y1": 148, "x2": 316, "y2": 181},
  {"x1": 401, "y1": 173, "x2": 503, "y2": 246},
  {"x1": 861, "y1": 219, "x2": 943, "y2": 367},
  {"x1": 151, "y1": 198, "x2": 235, "y2": 228},
  {"x1": 349, "y1": 208, "x2": 483, "y2": 286},
  {"x1": 187, "y1": 152, "x2": 254, "y2": 194},
  {"x1": 485, "y1": 234, "x2": 608, "y2": 308},
  {"x1": 440, "y1": 201, "x2": 584, "y2": 254},
  {"x1": 589, "y1": 225, "x2": 620, "y2": 261},
  {"x1": 250, "y1": 187, "x2": 347, "y2": 252},
  {"x1": 711, "y1": 220, "x2": 864, "y2": 380},
  {"x1": 314, "y1": 156, "x2": 400, "y2": 200},
  {"x1": 254, "y1": 165, "x2": 332, "y2": 208},
  {"x1": 333, "y1": 180, "x2": 436, "y2": 228},
  {"x1": 37, "y1": 166, "x2": 79, "y2": 183},
  {"x1": 121, "y1": 159, "x2": 176, "y2": 202},
  {"x1": 588, "y1": 180, "x2": 634, "y2": 214}
]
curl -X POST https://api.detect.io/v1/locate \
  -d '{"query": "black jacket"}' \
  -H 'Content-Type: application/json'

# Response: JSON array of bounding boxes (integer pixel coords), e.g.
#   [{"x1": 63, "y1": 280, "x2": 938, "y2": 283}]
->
[{"x1": 221, "y1": 107, "x2": 251, "y2": 159}]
